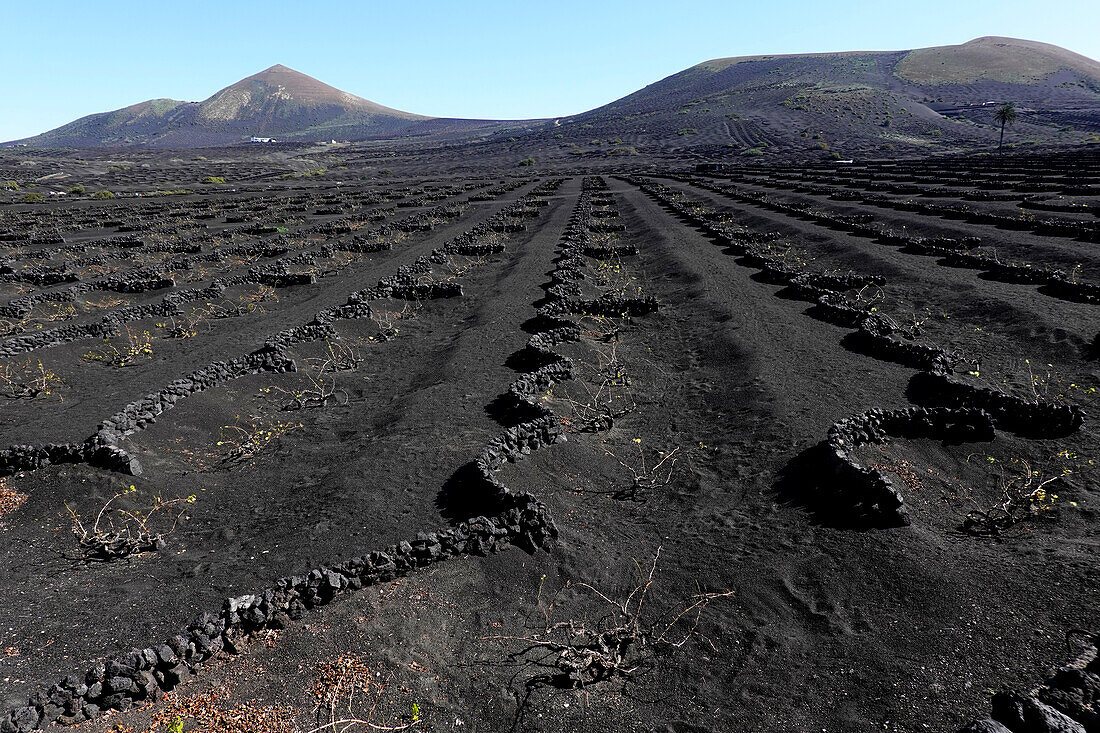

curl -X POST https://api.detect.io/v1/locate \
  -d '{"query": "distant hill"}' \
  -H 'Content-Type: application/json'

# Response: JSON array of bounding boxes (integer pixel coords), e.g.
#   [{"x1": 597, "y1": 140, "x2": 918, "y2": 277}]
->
[
  {"x1": 11, "y1": 38, "x2": 1100, "y2": 156},
  {"x1": 10, "y1": 65, "x2": 526, "y2": 148},
  {"x1": 539, "y1": 36, "x2": 1100, "y2": 160}
]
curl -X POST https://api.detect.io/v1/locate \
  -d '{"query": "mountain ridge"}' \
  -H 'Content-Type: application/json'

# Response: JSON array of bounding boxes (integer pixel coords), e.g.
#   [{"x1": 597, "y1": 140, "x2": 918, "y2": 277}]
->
[
  {"x1": 11, "y1": 64, "x2": 450, "y2": 148},
  {"x1": 10, "y1": 37, "x2": 1100, "y2": 152},
  {"x1": 195, "y1": 64, "x2": 428, "y2": 123},
  {"x1": 542, "y1": 35, "x2": 1100, "y2": 159}
]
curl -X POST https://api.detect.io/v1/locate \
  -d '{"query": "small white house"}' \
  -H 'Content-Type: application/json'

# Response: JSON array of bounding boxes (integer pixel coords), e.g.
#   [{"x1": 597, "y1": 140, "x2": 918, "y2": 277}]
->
[{"x1": 250, "y1": 136, "x2": 275, "y2": 143}]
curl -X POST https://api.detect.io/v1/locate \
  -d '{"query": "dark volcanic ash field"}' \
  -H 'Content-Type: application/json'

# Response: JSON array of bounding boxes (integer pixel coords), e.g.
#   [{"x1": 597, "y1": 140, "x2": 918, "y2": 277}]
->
[{"x1": 0, "y1": 142, "x2": 1097, "y2": 733}]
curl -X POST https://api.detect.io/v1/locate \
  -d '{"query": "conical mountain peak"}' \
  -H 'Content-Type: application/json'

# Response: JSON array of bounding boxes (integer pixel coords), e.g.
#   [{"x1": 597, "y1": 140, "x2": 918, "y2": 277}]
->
[{"x1": 196, "y1": 65, "x2": 427, "y2": 123}]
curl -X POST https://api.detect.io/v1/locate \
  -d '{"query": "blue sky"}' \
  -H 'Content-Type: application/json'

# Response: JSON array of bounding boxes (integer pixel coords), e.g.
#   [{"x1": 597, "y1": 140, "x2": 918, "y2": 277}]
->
[{"x1": 3, "y1": 0, "x2": 1099, "y2": 141}]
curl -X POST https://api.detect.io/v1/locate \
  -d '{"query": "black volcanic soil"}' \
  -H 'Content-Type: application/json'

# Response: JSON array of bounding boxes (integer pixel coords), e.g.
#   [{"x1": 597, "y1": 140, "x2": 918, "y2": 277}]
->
[{"x1": 0, "y1": 147, "x2": 1096, "y2": 733}]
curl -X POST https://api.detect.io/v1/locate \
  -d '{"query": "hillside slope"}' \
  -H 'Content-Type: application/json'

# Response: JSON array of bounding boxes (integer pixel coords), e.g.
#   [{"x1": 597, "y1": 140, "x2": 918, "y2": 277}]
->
[
  {"x1": 12, "y1": 37, "x2": 1100, "y2": 157},
  {"x1": 12, "y1": 65, "x2": 524, "y2": 148},
  {"x1": 535, "y1": 36, "x2": 1100, "y2": 161}
]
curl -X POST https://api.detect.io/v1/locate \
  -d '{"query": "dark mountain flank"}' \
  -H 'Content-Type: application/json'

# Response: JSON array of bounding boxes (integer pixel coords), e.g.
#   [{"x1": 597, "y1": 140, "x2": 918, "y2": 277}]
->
[
  {"x1": 193, "y1": 64, "x2": 427, "y2": 130},
  {"x1": 12, "y1": 65, "x2": 522, "y2": 148},
  {"x1": 542, "y1": 36, "x2": 1100, "y2": 159},
  {"x1": 11, "y1": 37, "x2": 1100, "y2": 155}
]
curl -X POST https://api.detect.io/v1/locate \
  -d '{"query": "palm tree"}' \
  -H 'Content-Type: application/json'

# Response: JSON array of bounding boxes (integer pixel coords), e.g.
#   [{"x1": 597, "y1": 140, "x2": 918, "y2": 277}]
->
[{"x1": 994, "y1": 102, "x2": 1017, "y2": 153}]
